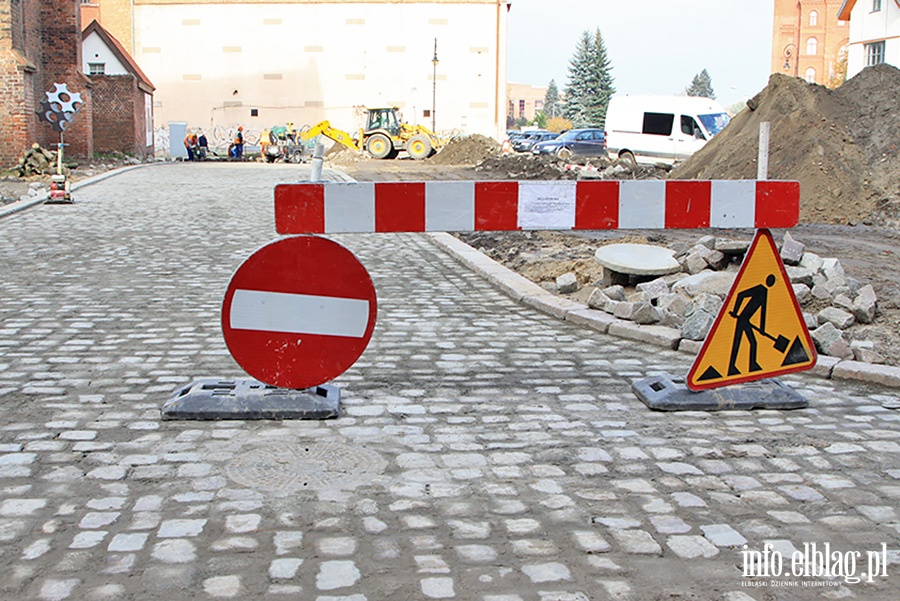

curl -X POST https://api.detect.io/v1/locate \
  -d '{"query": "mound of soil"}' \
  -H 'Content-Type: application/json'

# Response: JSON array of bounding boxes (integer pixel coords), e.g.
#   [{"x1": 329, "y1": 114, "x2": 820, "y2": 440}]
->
[
  {"x1": 672, "y1": 64, "x2": 900, "y2": 226},
  {"x1": 429, "y1": 134, "x2": 500, "y2": 165},
  {"x1": 476, "y1": 153, "x2": 571, "y2": 179}
]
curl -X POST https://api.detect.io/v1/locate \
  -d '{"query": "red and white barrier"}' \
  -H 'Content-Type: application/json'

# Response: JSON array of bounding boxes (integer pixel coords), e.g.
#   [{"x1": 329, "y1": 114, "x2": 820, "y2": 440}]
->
[{"x1": 275, "y1": 180, "x2": 799, "y2": 235}]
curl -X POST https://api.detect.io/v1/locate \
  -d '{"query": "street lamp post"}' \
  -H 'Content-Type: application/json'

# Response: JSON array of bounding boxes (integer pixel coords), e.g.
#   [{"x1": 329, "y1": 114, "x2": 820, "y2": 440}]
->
[
  {"x1": 783, "y1": 43, "x2": 797, "y2": 76},
  {"x1": 432, "y1": 38, "x2": 439, "y2": 133}
]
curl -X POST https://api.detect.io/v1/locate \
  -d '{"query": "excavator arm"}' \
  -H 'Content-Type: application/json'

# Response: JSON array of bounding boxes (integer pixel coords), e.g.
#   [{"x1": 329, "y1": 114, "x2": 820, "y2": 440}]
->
[{"x1": 301, "y1": 120, "x2": 361, "y2": 152}]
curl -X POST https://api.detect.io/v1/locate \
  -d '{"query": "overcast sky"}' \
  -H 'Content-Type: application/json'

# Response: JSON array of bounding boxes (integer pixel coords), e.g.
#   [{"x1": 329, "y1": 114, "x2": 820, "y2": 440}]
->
[{"x1": 507, "y1": 0, "x2": 776, "y2": 108}]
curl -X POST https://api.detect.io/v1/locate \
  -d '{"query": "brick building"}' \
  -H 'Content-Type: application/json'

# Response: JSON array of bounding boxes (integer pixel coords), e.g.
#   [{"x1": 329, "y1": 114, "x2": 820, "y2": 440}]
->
[
  {"x1": 0, "y1": 0, "x2": 93, "y2": 166},
  {"x1": 83, "y1": 20, "x2": 155, "y2": 158},
  {"x1": 771, "y1": 0, "x2": 850, "y2": 87},
  {"x1": 506, "y1": 82, "x2": 547, "y2": 125}
]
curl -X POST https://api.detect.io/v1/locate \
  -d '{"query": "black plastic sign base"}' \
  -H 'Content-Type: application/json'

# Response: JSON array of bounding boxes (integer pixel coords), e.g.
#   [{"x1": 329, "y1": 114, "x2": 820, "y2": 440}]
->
[
  {"x1": 632, "y1": 373, "x2": 808, "y2": 412},
  {"x1": 162, "y1": 378, "x2": 340, "y2": 420}
]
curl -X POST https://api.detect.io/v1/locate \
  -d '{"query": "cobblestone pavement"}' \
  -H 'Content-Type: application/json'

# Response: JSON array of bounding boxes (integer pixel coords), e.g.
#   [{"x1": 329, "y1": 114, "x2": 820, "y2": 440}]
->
[{"x1": 1, "y1": 163, "x2": 900, "y2": 601}]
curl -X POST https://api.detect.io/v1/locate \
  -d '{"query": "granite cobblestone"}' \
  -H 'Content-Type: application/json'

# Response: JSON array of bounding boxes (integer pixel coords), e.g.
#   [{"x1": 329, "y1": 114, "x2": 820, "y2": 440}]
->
[{"x1": 0, "y1": 164, "x2": 898, "y2": 599}]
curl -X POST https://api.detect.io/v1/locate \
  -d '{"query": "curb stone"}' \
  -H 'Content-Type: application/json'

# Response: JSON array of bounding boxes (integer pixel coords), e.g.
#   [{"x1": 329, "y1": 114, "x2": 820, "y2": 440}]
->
[
  {"x1": 0, "y1": 161, "x2": 359, "y2": 220},
  {"x1": 426, "y1": 232, "x2": 900, "y2": 390},
  {"x1": 0, "y1": 163, "x2": 150, "y2": 219}
]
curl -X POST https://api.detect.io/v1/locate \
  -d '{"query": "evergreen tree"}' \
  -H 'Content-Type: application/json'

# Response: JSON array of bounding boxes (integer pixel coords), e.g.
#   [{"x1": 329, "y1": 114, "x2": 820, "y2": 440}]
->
[
  {"x1": 563, "y1": 29, "x2": 616, "y2": 127},
  {"x1": 544, "y1": 80, "x2": 560, "y2": 118},
  {"x1": 686, "y1": 68, "x2": 716, "y2": 99}
]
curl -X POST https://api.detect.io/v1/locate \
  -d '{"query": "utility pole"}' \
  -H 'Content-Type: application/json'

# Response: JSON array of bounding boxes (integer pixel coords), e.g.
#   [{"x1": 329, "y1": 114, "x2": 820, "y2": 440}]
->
[{"x1": 432, "y1": 38, "x2": 439, "y2": 132}]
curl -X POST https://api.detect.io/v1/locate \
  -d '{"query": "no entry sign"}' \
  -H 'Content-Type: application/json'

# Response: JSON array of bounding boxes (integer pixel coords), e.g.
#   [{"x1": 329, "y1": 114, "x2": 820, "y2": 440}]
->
[{"x1": 222, "y1": 235, "x2": 377, "y2": 389}]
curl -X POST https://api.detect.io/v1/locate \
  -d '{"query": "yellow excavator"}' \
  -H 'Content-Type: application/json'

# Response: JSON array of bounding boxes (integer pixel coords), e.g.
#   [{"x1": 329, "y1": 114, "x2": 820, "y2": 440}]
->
[{"x1": 301, "y1": 107, "x2": 444, "y2": 160}]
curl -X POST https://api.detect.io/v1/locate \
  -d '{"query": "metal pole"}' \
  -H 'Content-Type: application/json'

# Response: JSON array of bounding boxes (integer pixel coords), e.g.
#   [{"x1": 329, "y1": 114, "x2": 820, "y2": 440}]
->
[
  {"x1": 757, "y1": 122, "x2": 770, "y2": 180},
  {"x1": 310, "y1": 142, "x2": 325, "y2": 182},
  {"x1": 57, "y1": 132, "x2": 64, "y2": 176},
  {"x1": 432, "y1": 38, "x2": 438, "y2": 132}
]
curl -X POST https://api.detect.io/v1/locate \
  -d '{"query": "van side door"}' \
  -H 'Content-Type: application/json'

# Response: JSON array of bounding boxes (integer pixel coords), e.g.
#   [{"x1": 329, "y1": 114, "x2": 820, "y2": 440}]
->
[
  {"x1": 641, "y1": 112, "x2": 676, "y2": 163},
  {"x1": 676, "y1": 115, "x2": 707, "y2": 160}
]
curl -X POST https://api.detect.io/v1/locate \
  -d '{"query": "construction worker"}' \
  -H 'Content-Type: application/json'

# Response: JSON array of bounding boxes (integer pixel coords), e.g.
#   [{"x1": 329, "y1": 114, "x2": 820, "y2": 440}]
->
[
  {"x1": 183, "y1": 132, "x2": 198, "y2": 161},
  {"x1": 231, "y1": 126, "x2": 244, "y2": 159}
]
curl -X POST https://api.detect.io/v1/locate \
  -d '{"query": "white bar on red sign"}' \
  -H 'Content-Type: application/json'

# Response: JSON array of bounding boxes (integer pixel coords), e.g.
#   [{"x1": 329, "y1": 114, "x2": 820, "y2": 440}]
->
[{"x1": 229, "y1": 289, "x2": 370, "y2": 338}]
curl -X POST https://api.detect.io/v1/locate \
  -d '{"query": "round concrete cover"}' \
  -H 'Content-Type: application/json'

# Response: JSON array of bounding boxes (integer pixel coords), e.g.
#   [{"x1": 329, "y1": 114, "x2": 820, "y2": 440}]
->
[{"x1": 594, "y1": 243, "x2": 681, "y2": 276}]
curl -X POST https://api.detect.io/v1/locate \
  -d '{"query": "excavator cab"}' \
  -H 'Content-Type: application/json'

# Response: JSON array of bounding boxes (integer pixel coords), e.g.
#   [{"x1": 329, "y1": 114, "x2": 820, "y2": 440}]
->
[{"x1": 364, "y1": 108, "x2": 400, "y2": 137}]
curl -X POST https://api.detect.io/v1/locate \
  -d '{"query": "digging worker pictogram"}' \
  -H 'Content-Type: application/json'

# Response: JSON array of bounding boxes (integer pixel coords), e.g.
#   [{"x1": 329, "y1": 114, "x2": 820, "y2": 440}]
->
[{"x1": 728, "y1": 274, "x2": 776, "y2": 376}]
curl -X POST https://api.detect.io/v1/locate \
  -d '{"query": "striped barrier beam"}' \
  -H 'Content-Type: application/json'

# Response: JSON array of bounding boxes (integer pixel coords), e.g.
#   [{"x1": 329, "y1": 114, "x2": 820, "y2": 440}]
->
[{"x1": 274, "y1": 180, "x2": 799, "y2": 235}]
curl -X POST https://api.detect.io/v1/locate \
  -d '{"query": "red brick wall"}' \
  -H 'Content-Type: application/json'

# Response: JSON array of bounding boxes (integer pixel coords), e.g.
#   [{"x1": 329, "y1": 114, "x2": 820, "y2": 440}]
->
[
  {"x1": 39, "y1": 0, "x2": 92, "y2": 158},
  {"x1": 92, "y1": 74, "x2": 152, "y2": 158},
  {"x1": 0, "y1": 0, "x2": 93, "y2": 166}
]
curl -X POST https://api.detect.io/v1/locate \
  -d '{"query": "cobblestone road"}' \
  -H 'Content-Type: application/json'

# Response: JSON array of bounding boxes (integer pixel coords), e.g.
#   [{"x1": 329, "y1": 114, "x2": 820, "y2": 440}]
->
[{"x1": 1, "y1": 163, "x2": 899, "y2": 601}]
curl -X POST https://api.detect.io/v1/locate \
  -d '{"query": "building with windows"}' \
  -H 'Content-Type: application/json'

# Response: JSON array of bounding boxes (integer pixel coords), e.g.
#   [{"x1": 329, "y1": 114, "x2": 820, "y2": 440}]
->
[
  {"x1": 80, "y1": 0, "x2": 511, "y2": 141},
  {"x1": 771, "y1": 0, "x2": 850, "y2": 87},
  {"x1": 838, "y1": 0, "x2": 900, "y2": 78},
  {"x1": 83, "y1": 20, "x2": 156, "y2": 158},
  {"x1": 506, "y1": 82, "x2": 547, "y2": 126}
]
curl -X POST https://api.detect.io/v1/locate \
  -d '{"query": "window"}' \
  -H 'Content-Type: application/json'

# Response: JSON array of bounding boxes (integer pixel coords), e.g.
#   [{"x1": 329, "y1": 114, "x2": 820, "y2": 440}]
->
[
  {"x1": 806, "y1": 37, "x2": 818, "y2": 56},
  {"x1": 809, "y1": 10, "x2": 818, "y2": 26},
  {"x1": 866, "y1": 41, "x2": 886, "y2": 65},
  {"x1": 507, "y1": 101, "x2": 513, "y2": 117},
  {"x1": 681, "y1": 115, "x2": 703, "y2": 139},
  {"x1": 642, "y1": 112, "x2": 674, "y2": 136},
  {"x1": 873, "y1": 0, "x2": 882, "y2": 11},
  {"x1": 518, "y1": 99, "x2": 525, "y2": 118},
  {"x1": 805, "y1": 67, "x2": 816, "y2": 83},
  {"x1": 88, "y1": 63, "x2": 105, "y2": 75}
]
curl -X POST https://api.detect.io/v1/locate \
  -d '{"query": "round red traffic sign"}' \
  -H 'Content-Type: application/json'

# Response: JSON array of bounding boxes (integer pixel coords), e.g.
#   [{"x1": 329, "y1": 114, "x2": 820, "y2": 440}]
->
[{"x1": 222, "y1": 235, "x2": 377, "y2": 389}]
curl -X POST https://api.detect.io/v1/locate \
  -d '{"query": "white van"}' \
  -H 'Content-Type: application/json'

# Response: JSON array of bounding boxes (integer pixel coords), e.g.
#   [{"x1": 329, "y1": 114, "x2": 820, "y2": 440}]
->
[{"x1": 605, "y1": 95, "x2": 730, "y2": 166}]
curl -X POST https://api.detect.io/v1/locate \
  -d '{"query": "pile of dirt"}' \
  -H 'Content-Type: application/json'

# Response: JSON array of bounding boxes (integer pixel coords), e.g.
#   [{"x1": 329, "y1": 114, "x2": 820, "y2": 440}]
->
[
  {"x1": 475, "y1": 153, "x2": 571, "y2": 179},
  {"x1": 672, "y1": 64, "x2": 900, "y2": 226},
  {"x1": 428, "y1": 134, "x2": 500, "y2": 165},
  {"x1": 324, "y1": 145, "x2": 363, "y2": 166}
]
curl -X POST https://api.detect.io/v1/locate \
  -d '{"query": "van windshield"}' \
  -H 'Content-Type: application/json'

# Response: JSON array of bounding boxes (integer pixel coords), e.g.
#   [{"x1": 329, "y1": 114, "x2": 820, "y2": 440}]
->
[{"x1": 698, "y1": 112, "x2": 730, "y2": 137}]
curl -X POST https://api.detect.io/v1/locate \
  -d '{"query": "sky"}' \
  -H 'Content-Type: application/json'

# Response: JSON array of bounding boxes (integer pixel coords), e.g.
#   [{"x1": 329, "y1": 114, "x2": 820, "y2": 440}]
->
[{"x1": 507, "y1": 0, "x2": 776, "y2": 109}]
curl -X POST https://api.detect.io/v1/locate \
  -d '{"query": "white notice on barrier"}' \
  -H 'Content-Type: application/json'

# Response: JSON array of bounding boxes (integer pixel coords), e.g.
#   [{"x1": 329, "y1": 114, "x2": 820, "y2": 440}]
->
[{"x1": 517, "y1": 182, "x2": 577, "y2": 230}]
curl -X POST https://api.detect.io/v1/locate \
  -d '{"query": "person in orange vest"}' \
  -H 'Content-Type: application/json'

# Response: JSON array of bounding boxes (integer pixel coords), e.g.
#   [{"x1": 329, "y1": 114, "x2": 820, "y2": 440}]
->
[
  {"x1": 183, "y1": 132, "x2": 198, "y2": 161},
  {"x1": 231, "y1": 126, "x2": 244, "y2": 159}
]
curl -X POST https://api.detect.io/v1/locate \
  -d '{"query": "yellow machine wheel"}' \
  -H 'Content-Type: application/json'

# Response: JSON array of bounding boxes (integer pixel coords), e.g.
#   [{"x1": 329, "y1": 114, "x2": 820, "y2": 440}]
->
[
  {"x1": 407, "y1": 135, "x2": 432, "y2": 161},
  {"x1": 366, "y1": 134, "x2": 393, "y2": 159}
]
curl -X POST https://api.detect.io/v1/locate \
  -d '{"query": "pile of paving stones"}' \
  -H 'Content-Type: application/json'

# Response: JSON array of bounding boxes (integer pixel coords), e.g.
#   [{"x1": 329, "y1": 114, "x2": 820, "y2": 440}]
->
[{"x1": 568, "y1": 232, "x2": 882, "y2": 363}]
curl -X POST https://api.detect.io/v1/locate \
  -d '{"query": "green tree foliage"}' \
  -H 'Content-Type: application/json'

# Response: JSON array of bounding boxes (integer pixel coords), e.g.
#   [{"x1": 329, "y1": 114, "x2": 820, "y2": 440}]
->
[
  {"x1": 532, "y1": 111, "x2": 548, "y2": 129},
  {"x1": 563, "y1": 29, "x2": 615, "y2": 127},
  {"x1": 544, "y1": 80, "x2": 561, "y2": 118},
  {"x1": 686, "y1": 68, "x2": 716, "y2": 99}
]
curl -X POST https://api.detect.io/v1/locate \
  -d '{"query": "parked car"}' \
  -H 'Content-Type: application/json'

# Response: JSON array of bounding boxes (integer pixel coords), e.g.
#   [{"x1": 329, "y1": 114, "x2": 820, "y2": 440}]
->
[
  {"x1": 513, "y1": 131, "x2": 559, "y2": 153},
  {"x1": 511, "y1": 130, "x2": 546, "y2": 152},
  {"x1": 532, "y1": 128, "x2": 607, "y2": 159}
]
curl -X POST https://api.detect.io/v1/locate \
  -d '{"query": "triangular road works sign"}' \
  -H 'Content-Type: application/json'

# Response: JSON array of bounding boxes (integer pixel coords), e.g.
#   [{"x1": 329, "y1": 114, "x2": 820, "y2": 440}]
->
[{"x1": 687, "y1": 229, "x2": 817, "y2": 391}]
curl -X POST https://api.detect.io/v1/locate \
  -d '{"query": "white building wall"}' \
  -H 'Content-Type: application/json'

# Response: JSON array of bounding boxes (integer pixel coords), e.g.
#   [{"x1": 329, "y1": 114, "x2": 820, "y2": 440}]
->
[
  {"x1": 83, "y1": 32, "x2": 129, "y2": 75},
  {"x1": 846, "y1": 0, "x2": 900, "y2": 78},
  {"x1": 134, "y1": 2, "x2": 508, "y2": 141}
]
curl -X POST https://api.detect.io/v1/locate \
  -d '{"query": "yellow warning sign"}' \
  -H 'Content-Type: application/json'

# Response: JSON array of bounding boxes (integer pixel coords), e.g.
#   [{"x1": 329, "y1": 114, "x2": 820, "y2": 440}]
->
[{"x1": 687, "y1": 229, "x2": 817, "y2": 391}]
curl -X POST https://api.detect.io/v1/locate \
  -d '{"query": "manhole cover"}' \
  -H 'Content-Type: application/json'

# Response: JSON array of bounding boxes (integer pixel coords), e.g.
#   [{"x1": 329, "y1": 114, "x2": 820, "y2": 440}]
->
[{"x1": 226, "y1": 441, "x2": 387, "y2": 494}]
